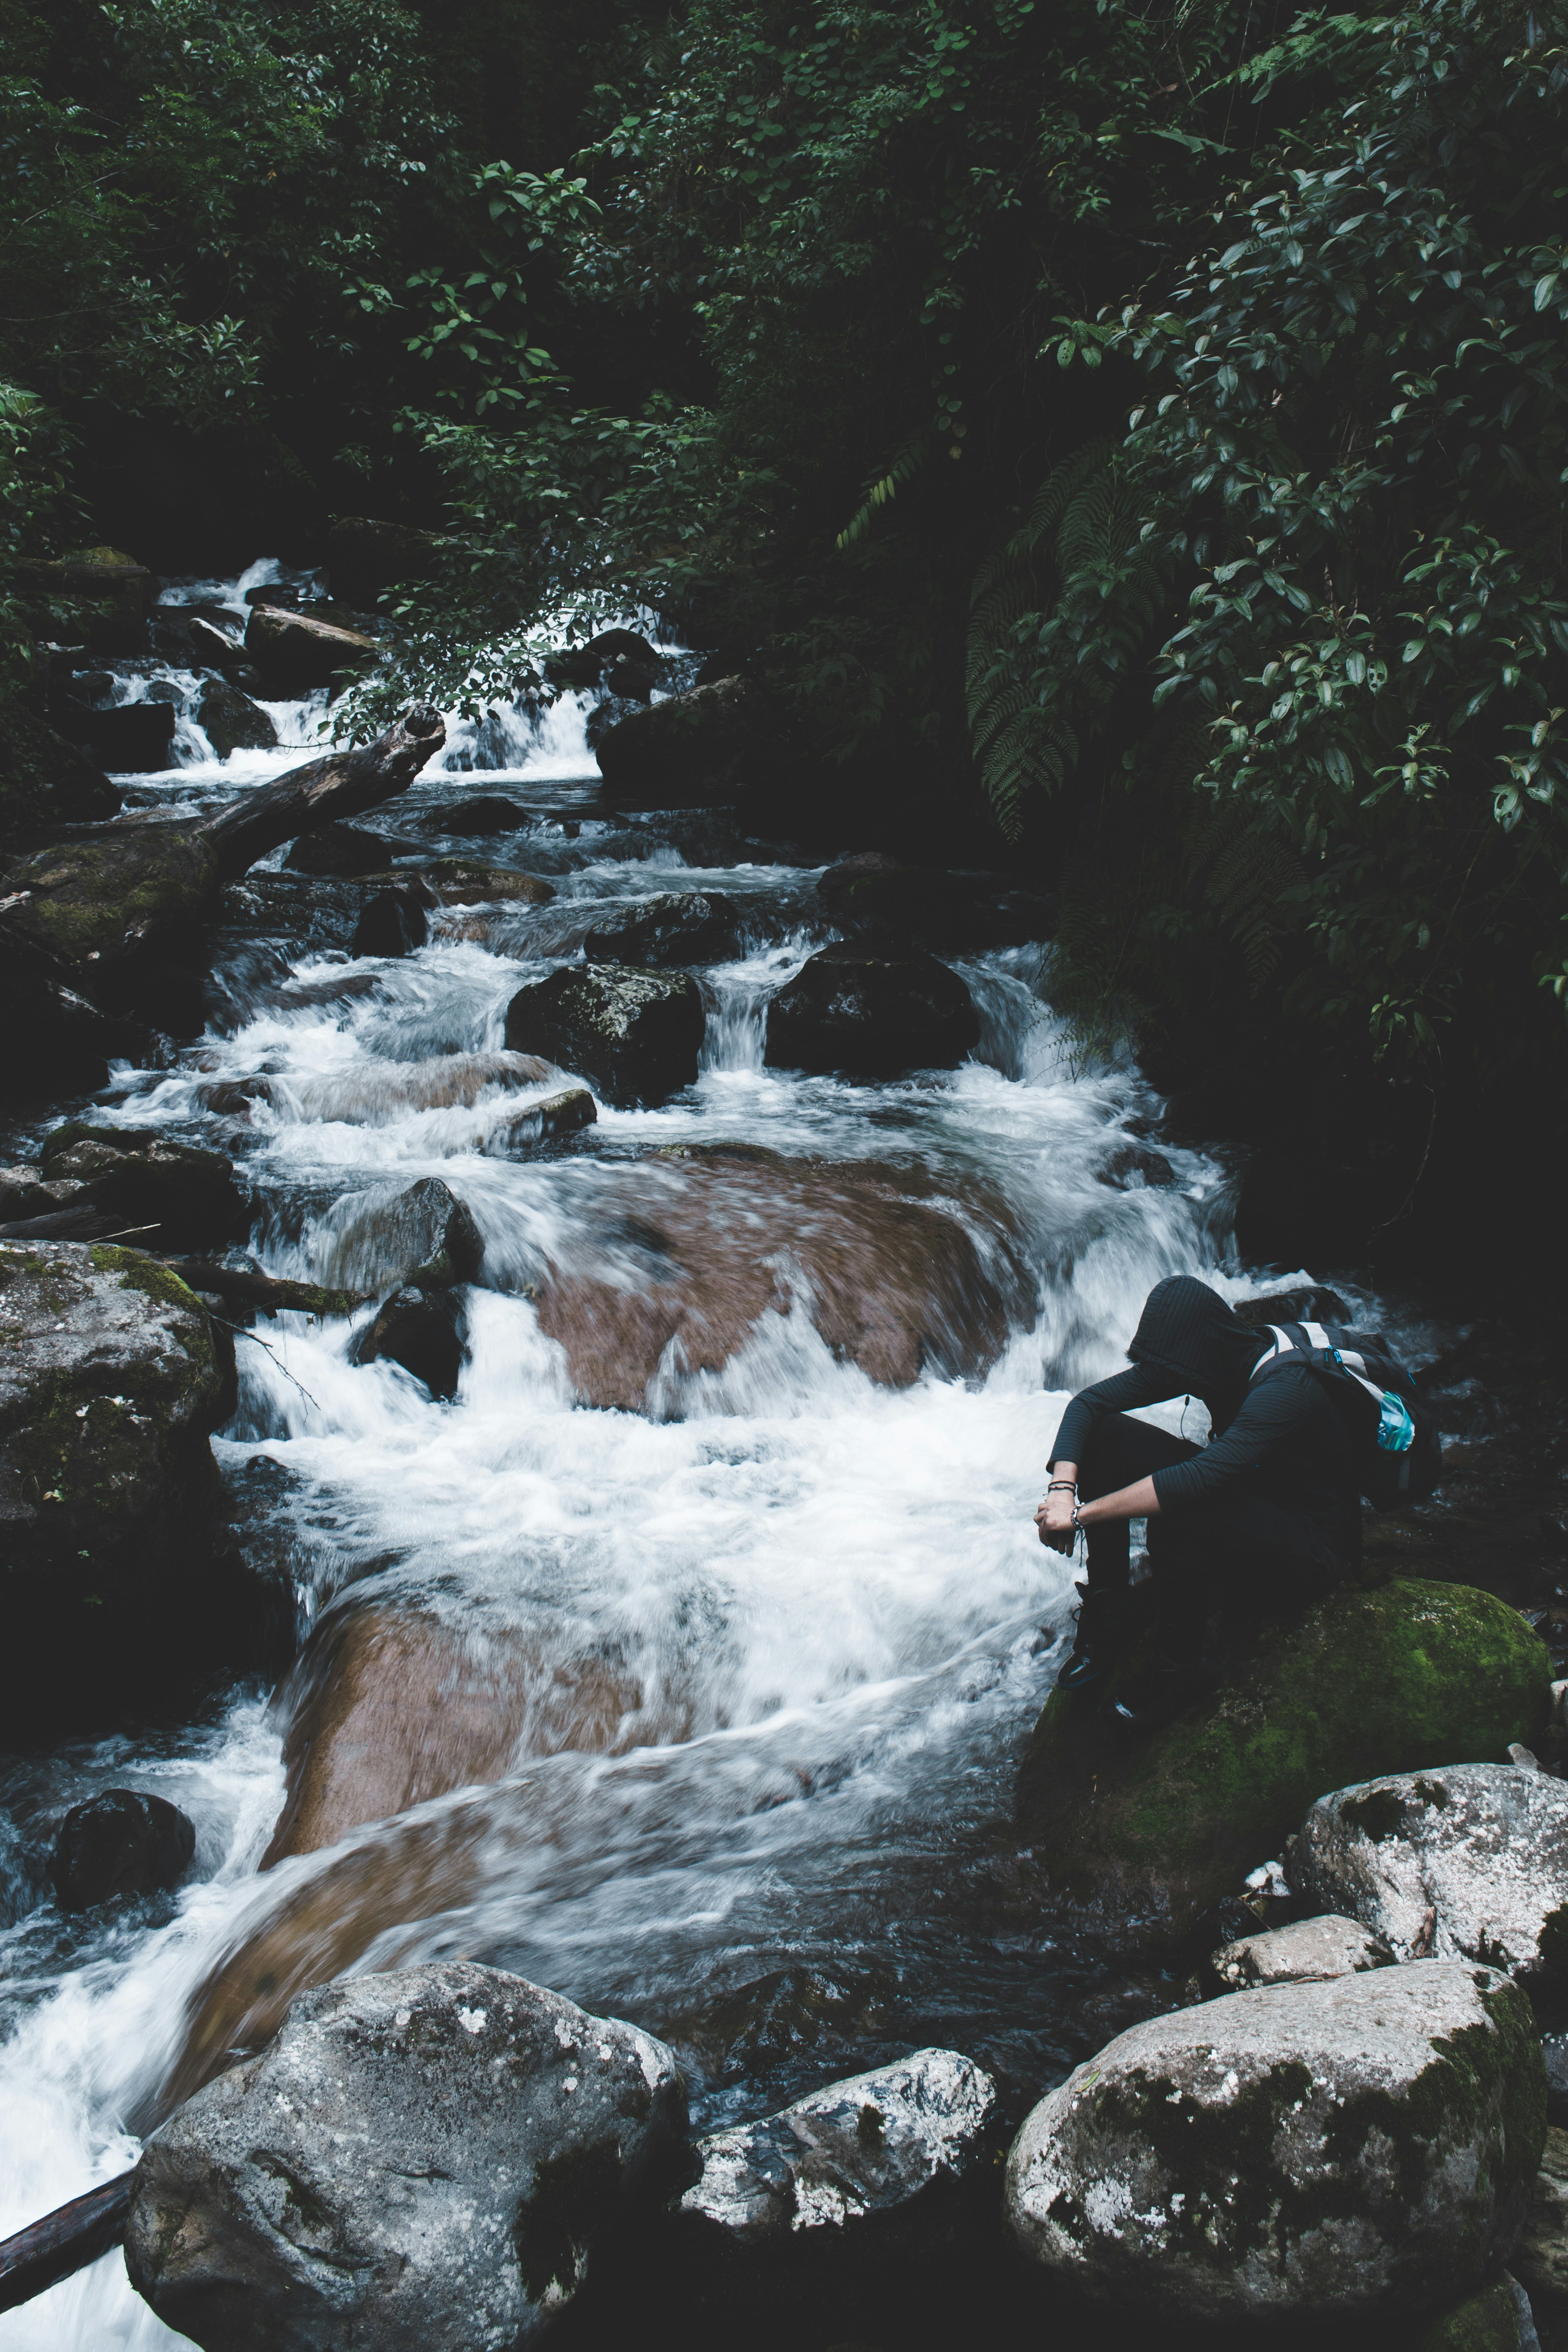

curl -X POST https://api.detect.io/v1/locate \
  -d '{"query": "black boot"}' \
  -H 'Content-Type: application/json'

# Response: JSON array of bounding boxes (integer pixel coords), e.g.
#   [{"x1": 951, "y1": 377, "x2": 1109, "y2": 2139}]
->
[{"x1": 1054, "y1": 1581, "x2": 1131, "y2": 1692}]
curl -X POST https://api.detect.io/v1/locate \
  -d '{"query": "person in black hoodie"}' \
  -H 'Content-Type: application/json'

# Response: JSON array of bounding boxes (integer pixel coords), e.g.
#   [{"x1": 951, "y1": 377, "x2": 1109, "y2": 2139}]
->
[{"x1": 1036, "y1": 1276, "x2": 1361, "y2": 1727}]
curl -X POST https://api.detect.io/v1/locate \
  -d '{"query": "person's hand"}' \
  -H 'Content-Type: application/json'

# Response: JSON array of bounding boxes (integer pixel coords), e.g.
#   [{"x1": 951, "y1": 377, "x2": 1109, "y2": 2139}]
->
[{"x1": 1034, "y1": 1490, "x2": 1077, "y2": 1553}]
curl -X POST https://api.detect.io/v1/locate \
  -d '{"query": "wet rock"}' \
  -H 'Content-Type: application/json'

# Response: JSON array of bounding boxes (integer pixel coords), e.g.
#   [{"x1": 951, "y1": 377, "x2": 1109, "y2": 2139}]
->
[
  {"x1": 316, "y1": 1176, "x2": 485, "y2": 1294},
  {"x1": 430, "y1": 794, "x2": 527, "y2": 835},
  {"x1": 127, "y1": 1961, "x2": 686, "y2": 2352},
  {"x1": 765, "y1": 946, "x2": 979, "y2": 1077},
  {"x1": 2, "y1": 820, "x2": 218, "y2": 984},
  {"x1": 0, "y1": 1164, "x2": 58, "y2": 1219},
  {"x1": 816, "y1": 857, "x2": 1055, "y2": 954},
  {"x1": 582, "y1": 891, "x2": 745, "y2": 967},
  {"x1": 678, "y1": 2050, "x2": 998, "y2": 2260},
  {"x1": 262, "y1": 1600, "x2": 643, "y2": 1863},
  {"x1": 276, "y1": 1049, "x2": 558, "y2": 1125},
  {"x1": 351, "y1": 886, "x2": 427, "y2": 959},
  {"x1": 530, "y1": 1147, "x2": 1033, "y2": 1409},
  {"x1": 419, "y1": 858, "x2": 553, "y2": 906},
  {"x1": 1015, "y1": 1578, "x2": 1551, "y2": 1944},
  {"x1": 0, "y1": 703, "x2": 121, "y2": 849},
  {"x1": 548, "y1": 629, "x2": 661, "y2": 696},
  {"x1": 1418, "y1": 2275, "x2": 1540, "y2": 2352},
  {"x1": 1293, "y1": 1764, "x2": 1568, "y2": 1982},
  {"x1": 482, "y1": 1085, "x2": 597, "y2": 1152},
  {"x1": 503, "y1": 963, "x2": 704, "y2": 1107},
  {"x1": 0, "y1": 1241, "x2": 228, "y2": 1730},
  {"x1": 1102, "y1": 1142, "x2": 1175, "y2": 1189},
  {"x1": 1006, "y1": 1961, "x2": 1545, "y2": 2319},
  {"x1": 660, "y1": 1968, "x2": 894, "y2": 2086},
  {"x1": 54, "y1": 701, "x2": 178, "y2": 772},
  {"x1": 195, "y1": 683, "x2": 276, "y2": 759},
  {"x1": 1210, "y1": 1912, "x2": 1395, "y2": 1990},
  {"x1": 283, "y1": 821, "x2": 417, "y2": 878},
  {"x1": 585, "y1": 692, "x2": 649, "y2": 756},
  {"x1": 52, "y1": 1788, "x2": 195, "y2": 1910},
  {"x1": 325, "y1": 515, "x2": 446, "y2": 609},
  {"x1": 1545, "y1": 2035, "x2": 1568, "y2": 2126},
  {"x1": 594, "y1": 677, "x2": 781, "y2": 809},
  {"x1": 354, "y1": 1284, "x2": 467, "y2": 1399},
  {"x1": 26, "y1": 1123, "x2": 251, "y2": 1253},
  {"x1": 244, "y1": 603, "x2": 378, "y2": 689},
  {"x1": 1513, "y1": 2127, "x2": 1568, "y2": 2328}
]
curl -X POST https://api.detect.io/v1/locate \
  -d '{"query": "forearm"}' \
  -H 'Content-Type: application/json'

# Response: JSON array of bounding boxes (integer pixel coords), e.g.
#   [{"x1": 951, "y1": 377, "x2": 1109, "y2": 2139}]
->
[{"x1": 1075, "y1": 1475, "x2": 1160, "y2": 1526}]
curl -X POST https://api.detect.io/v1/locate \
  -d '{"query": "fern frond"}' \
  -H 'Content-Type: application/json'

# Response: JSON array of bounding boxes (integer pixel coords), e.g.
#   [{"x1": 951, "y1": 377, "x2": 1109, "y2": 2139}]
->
[{"x1": 834, "y1": 436, "x2": 931, "y2": 551}]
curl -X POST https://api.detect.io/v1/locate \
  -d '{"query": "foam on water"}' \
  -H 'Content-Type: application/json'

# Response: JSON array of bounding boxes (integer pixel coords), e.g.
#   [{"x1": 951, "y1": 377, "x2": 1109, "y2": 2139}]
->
[{"x1": 2, "y1": 561, "x2": 1260, "y2": 2347}]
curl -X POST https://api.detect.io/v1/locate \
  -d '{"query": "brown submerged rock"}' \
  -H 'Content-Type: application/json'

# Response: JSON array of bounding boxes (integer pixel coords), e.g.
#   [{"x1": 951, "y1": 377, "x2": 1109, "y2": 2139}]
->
[
  {"x1": 260, "y1": 1601, "x2": 644, "y2": 1865},
  {"x1": 529, "y1": 1146, "x2": 1033, "y2": 1410}
]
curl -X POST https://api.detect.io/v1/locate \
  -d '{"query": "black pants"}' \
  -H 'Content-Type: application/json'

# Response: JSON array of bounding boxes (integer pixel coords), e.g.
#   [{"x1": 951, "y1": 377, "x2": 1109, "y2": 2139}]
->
[{"x1": 1076, "y1": 1413, "x2": 1347, "y2": 1661}]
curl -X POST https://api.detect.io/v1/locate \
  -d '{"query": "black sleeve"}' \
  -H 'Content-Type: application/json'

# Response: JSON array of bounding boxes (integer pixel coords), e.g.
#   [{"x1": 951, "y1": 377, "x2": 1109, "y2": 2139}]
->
[
  {"x1": 1050, "y1": 1361, "x2": 1174, "y2": 1467},
  {"x1": 1151, "y1": 1365, "x2": 1320, "y2": 1508}
]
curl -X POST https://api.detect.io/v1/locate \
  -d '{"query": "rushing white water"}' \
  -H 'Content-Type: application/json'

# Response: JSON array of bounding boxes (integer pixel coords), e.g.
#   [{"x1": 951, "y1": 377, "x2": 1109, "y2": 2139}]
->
[{"x1": 0, "y1": 565, "x2": 1317, "y2": 2347}]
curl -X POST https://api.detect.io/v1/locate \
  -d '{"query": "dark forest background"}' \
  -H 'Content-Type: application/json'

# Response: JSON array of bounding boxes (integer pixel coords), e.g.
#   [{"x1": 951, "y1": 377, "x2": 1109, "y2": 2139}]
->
[{"x1": 4, "y1": 0, "x2": 1567, "y2": 1288}]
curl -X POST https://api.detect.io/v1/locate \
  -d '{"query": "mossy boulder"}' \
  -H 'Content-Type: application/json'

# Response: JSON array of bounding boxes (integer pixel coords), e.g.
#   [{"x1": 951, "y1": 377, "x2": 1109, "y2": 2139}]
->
[
  {"x1": 0, "y1": 1239, "x2": 232, "y2": 1732},
  {"x1": 1015, "y1": 1578, "x2": 1551, "y2": 1942},
  {"x1": 504, "y1": 962, "x2": 704, "y2": 1105},
  {"x1": 1006, "y1": 1962, "x2": 1545, "y2": 2320},
  {"x1": 33, "y1": 1125, "x2": 250, "y2": 1252},
  {"x1": 3, "y1": 822, "x2": 219, "y2": 978},
  {"x1": 1416, "y1": 2274, "x2": 1535, "y2": 2352},
  {"x1": 0, "y1": 702, "x2": 121, "y2": 850}
]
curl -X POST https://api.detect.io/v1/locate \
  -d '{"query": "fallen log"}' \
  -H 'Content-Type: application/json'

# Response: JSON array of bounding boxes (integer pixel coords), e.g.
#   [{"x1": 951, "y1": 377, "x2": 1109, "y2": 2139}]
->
[
  {"x1": 161, "y1": 1259, "x2": 369, "y2": 1318},
  {"x1": 0, "y1": 2172, "x2": 133, "y2": 2314},
  {"x1": 199, "y1": 704, "x2": 446, "y2": 883}
]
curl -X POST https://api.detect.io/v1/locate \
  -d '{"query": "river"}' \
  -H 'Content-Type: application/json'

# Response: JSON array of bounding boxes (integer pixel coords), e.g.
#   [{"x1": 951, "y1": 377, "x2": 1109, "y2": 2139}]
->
[{"x1": 0, "y1": 561, "x2": 1310, "y2": 2346}]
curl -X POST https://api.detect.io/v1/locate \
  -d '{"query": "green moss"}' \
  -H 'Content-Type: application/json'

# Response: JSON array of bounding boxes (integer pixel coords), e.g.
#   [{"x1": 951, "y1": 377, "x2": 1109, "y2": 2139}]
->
[
  {"x1": 1416, "y1": 2275, "x2": 1524, "y2": 2352},
  {"x1": 1017, "y1": 1580, "x2": 1552, "y2": 1937},
  {"x1": 42, "y1": 1122, "x2": 155, "y2": 1165},
  {"x1": 90, "y1": 1245, "x2": 206, "y2": 1319},
  {"x1": 7, "y1": 827, "x2": 217, "y2": 971}
]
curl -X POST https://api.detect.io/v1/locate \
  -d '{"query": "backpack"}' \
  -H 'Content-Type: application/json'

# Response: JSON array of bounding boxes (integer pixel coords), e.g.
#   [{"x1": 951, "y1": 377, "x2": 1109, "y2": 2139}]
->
[{"x1": 1248, "y1": 1320, "x2": 1443, "y2": 1512}]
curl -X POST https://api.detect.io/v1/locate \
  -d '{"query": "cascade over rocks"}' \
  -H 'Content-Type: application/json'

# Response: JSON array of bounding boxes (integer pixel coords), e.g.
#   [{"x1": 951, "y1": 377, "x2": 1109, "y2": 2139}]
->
[
  {"x1": 503, "y1": 962, "x2": 704, "y2": 1106},
  {"x1": 257, "y1": 1050, "x2": 560, "y2": 1126},
  {"x1": 1005, "y1": 1962, "x2": 1546, "y2": 2319},
  {"x1": 126, "y1": 1961, "x2": 687, "y2": 2352},
  {"x1": 261, "y1": 1600, "x2": 644, "y2": 1864},
  {"x1": 315, "y1": 1176, "x2": 485, "y2": 1294},
  {"x1": 481, "y1": 1085, "x2": 597, "y2": 1152},
  {"x1": 528, "y1": 1146, "x2": 1034, "y2": 1410},
  {"x1": 0, "y1": 1241, "x2": 231, "y2": 1731},
  {"x1": 675, "y1": 2049, "x2": 999, "y2": 2265},
  {"x1": 765, "y1": 945, "x2": 980, "y2": 1077},
  {"x1": 594, "y1": 677, "x2": 782, "y2": 809},
  {"x1": 1293, "y1": 1765, "x2": 1568, "y2": 1981},
  {"x1": 52, "y1": 1788, "x2": 195, "y2": 1911},
  {"x1": 582, "y1": 890, "x2": 746, "y2": 967},
  {"x1": 353, "y1": 1283, "x2": 467, "y2": 1397},
  {"x1": 1210, "y1": 1913, "x2": 1396, "y2": 1990},
  {"x1": 1015, "y1": 1579, "x2": 1551, "y2": 1942},
  {"x1": 195, "y1": 683, "x2": 276, "y2": 759}
]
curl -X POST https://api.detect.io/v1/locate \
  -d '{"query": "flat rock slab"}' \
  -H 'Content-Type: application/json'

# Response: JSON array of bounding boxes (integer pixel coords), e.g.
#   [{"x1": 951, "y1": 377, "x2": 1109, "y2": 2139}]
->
[
  {"x1": 1212, "y1": 1912, "x2": 1395, "y2": 1990},
  {"x1": 679, "y1": 2049, "x2": 997, "y2": 2255},
  {"x1": 1006, "y1": 1961, "x2": 1545, "y2": 2320},
  {"x1": 126, "y1": 1961, "x2": 686, "y2": 2352},
  {"x1": 1295, "y1": 1765, "x2": 1568, "y2": 1981}
]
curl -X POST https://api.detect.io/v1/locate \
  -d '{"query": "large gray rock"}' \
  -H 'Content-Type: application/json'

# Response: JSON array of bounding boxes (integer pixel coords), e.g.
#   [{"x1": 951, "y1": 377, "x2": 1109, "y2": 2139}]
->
[
  {"x1": 1006, "y1": 1962, "x2": 1545, "y2": 2319},
  {"x1": 1211, "y1": 1912, "x2": 1396, "y2": 1991},
  {"x1": 765, "y1": 946, "x2": 979, "y2": 1078},
  {"x1": 678, "y1": 2049, "x2": 997, "y2": 2257},
  {"x1": 504, "y1": 963, "x2": 704, "y2": 1107},
  {"x1": 1294, "y1": 1765, "x2": 1568, "y2": 1981},
  {"x1": 125, "y1": 1961, "x2": 686, "y2": 2352},
  {"x1": 315, "y1": 1176, "x2": 484, "y2": 1294},
  {"x1": 581, "y1": 891, "x2": 744, "y2": 968}
]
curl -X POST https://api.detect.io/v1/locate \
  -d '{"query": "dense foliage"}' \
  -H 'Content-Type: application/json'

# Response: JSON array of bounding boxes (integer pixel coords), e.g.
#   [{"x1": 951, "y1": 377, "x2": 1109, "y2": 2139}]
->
[{"x1": 4, "y1": 0, "x2": 1567, "y2": 1263}]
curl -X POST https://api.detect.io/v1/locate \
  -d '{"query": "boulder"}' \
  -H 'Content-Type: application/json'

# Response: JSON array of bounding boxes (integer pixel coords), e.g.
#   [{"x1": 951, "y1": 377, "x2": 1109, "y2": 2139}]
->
[
  {"x1": 195, "y1": 684, "x2": 276, "y2": 759},
  {"x1": 593, "y1": 677, "x2": 780, "y2": 809},
  {"x1": 1005, "y1": 1961, "x2": 1545, "y2": 2319},
  {"x1": 528, "y1": 1146, "x2": 1033, "y2": 1409},
  {"x1": 1102, "y1": 1142, "x2": 1176, "y2": 1190},
  {"x1": 25, "y1": 1124, "x2": 251, "y2": 1252},
  {"x1": 816, "y1": 857, "x2": 1055, "y2": 954},
  {"x1": 1210, "y1": 1913, "x2": 1396, "y2": 1991},
  {"x1": 315, "y1": 1177, "x2": 485, "y2": 1294},
  {"x1": 1293, "y1": 1765, "x2": 1568, "y2": 1983},
  {"x1": 0, "y1": 1164, "x2": 57, "y2": 1219},
  {"x1": 585, "y1": 692, "x2": 649, "y2": 756},
  {"x1": 481, "y1": 1085, "x2": 597, "y2": 1152},
  {"x1": 354, "y1": 1284, "x2": 468, "y2": 1399},
  {"x1": 503, "y1": 963, "x2": 704, "y2": 1107},
  {"x1": 0, "y1": 973, "x2": 151, "y2": 1098},
  {"x1": 1418, "y1": 2275, "x2": 1540, "y2": 2352},
  {"x1": 430, "y1": 794, "x2": 527, "y2": 835},
  {"x1": 546, "y1": 627, "x2": 661, "y2": 695},
  {"x1": 2, "y1": 820, "x2": 218, "y2": 983},
  {"x1": 765, "y1": 946, "x2": 979, "y2": 1077},
  {"x1": 20, "y1": 546, "x2": 154, "y2": 653},
  {"x1": 126, "y1": 1961, "x2": 686, "y2": 2352},
  {"x1": 581, "y1": 891, "x2": 745, "y2": 967},
  {"x1": 0, "y1": 1241, "x2": 229, "y2": 1729},
  {"x1": 261, "y1": 1600, "x2": 642, "y2": 1864},
  {"x1": 55, "y1": 700, "x2": 178, "y2": 772},
  {"x1": 52, "y1": 1788, "x2": 195, "y2": 1910},
  {"x1": 1015, "y1": 1579, "x2": 1551, "y2": 1944},
  {"x1": 418, "y1": 859, "x2": 554, "y2": 907},
  {"x1": 325, "y1": 515, "x2": 445, "y2": 609},
  {"x1": 244, "y1": 604, "x2": 378, "y2": 689},
  {"x1": 677, "y1": 2050, "x2": 998, "y2": 2261},
  {"x1": 1513, "y1": 2126, "x2": 1568, "y2": 2327},
  {"x1": 283, "y1": 822, "x2": 419, "y2": 879},
  {"x1": 351, "y1": 886, "x2": 427, "y2": 959},
  {"x1": 0, "y1": 703, "x2": 121, "y2": 849}
]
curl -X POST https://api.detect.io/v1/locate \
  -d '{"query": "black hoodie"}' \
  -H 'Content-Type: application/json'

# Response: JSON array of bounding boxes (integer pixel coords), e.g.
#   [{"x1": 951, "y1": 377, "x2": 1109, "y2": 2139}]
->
[{"x1": 1049, "y1": 1275, "x2": 1359, "y2": 1547}]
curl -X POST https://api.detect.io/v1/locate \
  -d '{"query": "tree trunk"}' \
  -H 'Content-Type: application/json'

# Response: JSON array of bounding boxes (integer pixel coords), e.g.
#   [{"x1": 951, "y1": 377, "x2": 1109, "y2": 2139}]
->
[{"x1": 199, "y1": 705, "x2": 446, "y2": 882}]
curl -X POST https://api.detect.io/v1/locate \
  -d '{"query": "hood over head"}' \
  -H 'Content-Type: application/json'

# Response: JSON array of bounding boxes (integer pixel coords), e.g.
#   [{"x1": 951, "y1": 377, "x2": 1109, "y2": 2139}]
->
[{"x1": 1126, "y1": 1275, "x2": 1264, "y2": 1415}]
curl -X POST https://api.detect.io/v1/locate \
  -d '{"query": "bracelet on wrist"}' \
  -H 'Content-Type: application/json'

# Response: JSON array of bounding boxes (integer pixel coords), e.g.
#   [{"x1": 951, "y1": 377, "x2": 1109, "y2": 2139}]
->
[{"x1": 1047, "y1": 1480, "x2": 1077, "y2": 1494}]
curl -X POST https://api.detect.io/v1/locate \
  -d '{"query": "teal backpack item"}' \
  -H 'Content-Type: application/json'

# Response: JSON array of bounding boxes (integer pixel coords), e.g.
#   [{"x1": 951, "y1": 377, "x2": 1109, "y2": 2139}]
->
[{"x1": 1249, "y1": 1319, "x2": 1443, "y2": 1512}]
